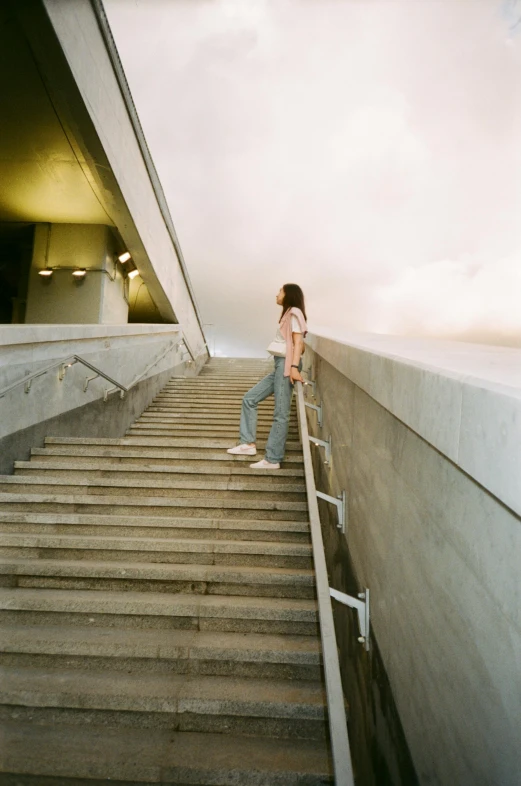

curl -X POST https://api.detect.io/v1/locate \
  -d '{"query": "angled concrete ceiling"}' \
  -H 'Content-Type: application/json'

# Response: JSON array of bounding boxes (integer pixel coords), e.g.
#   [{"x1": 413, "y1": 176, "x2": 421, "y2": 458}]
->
[
  {"x1": 0, "y1": 5, "x2": 112, "y2": 225},
  {"x1": 0, "y1": 0, "x2": 207, "y2": 347}
]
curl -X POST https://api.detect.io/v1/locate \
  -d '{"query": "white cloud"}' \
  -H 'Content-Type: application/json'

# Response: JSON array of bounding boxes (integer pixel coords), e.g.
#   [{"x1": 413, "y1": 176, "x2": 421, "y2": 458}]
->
[
  {"x1": 373, "y1": 254, "x2": 521, "y2": 346},
  {"x1": 106, "y1": 0, "x2": 521, "y2": 354}
]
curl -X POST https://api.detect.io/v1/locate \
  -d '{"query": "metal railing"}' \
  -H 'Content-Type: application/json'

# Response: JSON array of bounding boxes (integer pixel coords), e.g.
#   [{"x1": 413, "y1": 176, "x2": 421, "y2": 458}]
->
[
  {"x1": 295, "y1": 380, "x2": 355, "y2": 786},
  {"x1": 0, "y1": 339, "x2": 183, "y2": 402}
]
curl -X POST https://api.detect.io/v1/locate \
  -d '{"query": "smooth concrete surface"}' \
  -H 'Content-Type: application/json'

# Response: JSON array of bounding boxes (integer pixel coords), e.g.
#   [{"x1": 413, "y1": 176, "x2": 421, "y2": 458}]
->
[
  {"x1": 25, "y1": 224, "x2": 128, "y2": 324},
  {"x1": 303, "y1": 340, "x2": 521, "y2": 786},
  {"x1": 0, "y1": 324, "x2": 206, "y2": 473},
  {"x1": 306, "y1": 331, "x2": 521, "y2": 518}
]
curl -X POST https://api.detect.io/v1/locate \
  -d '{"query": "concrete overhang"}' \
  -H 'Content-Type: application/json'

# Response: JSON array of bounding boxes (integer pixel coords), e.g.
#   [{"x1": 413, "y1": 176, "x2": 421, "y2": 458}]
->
[{"x1": 0, "y1": 0, "x2": 206, "y2": 347}]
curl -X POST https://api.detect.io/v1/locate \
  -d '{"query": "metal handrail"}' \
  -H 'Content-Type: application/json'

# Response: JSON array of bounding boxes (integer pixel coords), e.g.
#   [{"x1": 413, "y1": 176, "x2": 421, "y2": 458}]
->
[
  {"x1": 0, "y1": 340, "x2": 182, "y2": 401},
  {"x1": 295, "y1": 380, "x2": 355, "y2": 786},
  {"x1": 179, "y1": 335, "x2": 196, "y2": 362}
]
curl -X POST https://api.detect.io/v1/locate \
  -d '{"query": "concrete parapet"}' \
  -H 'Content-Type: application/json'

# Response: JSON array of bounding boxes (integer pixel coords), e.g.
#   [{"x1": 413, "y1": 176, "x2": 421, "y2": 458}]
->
[{"x1": 0, "y1": 324, "x2": 207, "y2": 474}]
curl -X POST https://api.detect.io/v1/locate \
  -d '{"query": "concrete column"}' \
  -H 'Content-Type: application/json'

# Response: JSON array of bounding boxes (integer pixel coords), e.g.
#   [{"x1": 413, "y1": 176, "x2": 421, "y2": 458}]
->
[{"x1": 25, "y1": 224, "x2": 129, "y2": 324}]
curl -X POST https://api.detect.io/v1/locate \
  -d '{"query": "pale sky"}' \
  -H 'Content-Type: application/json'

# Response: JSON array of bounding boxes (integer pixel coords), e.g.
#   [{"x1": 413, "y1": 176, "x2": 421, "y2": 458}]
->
[{"x1": 105, "y1": 0, "x2": 521, "y2": 356}]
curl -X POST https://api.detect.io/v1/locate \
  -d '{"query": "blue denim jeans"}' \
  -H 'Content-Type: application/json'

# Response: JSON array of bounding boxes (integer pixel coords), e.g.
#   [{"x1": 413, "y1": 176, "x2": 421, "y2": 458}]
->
[{"x1": 239, "y1": 356, "x2": 300, "y2": 463}]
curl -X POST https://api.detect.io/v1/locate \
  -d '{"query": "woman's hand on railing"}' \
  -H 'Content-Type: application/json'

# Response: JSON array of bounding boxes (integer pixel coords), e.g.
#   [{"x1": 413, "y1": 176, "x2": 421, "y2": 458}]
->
[{"x1": 290, "y1": 367, "x2": 304, "y2": 384}]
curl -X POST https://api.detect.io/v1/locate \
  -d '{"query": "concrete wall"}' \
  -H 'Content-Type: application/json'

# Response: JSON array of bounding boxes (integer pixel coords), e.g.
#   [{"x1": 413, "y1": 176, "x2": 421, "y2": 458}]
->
[
  {"x1": 303, "y1": 333, "x2": 521, "y2": 786},
  {"x1": 0, "y1": 324, "x2": 207, "y2": 474},
  {"x1": 25, "y1": 224, "x2": 128, "y2": 324}
]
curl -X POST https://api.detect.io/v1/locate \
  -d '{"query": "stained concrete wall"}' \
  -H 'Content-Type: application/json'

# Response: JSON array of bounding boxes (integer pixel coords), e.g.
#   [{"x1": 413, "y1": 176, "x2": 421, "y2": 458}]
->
[
  {"x1": 0, "y1": 324, "x2": 207, "y2": 474},
  {"x1": 303, "y1": 333, "x2": 521, "y2": 786}
]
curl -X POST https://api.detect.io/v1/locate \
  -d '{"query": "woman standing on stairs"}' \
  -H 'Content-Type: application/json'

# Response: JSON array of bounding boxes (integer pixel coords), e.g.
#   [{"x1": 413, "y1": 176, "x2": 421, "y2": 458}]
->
[{"x1": 227, "y1": 283, "x2": 307, "y2": 470}]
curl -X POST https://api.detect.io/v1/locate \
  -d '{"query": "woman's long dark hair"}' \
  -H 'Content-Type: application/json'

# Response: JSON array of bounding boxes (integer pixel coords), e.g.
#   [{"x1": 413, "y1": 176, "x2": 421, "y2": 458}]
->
[{"x1": 280, "y1": 283, "x2": 307, "y2": 322}]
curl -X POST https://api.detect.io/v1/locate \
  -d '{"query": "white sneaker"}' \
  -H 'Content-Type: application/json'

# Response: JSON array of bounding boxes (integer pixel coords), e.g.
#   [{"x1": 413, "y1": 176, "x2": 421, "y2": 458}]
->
[
  {"x1": 227, "y1": 444, "x2": 257, "y2": 456},
  {"x1": 250, "y1": 459, "x2": 280, "y2": 469}
]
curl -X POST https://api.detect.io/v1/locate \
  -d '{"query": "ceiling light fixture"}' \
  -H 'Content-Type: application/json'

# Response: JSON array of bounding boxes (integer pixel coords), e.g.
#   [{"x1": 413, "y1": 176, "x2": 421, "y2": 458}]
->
[
  {"x1": 38, "y1": 268, "x2": 53, "y2": 277},
  {"x1": 118, "y1": 252, "x2": 131, "y2": 263},
  {"x1": 72, "y1": 269, "x2": 87, "y2": 279},
  {"x1": 127, "y1": 268, "x2": 140, "y2": 280}
]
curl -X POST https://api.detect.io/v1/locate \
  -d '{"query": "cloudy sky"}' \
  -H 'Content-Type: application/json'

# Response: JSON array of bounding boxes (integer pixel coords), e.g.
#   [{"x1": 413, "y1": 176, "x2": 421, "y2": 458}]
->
[{"x1": 105, "y1": 0, "x2": 521, "y2": 356}]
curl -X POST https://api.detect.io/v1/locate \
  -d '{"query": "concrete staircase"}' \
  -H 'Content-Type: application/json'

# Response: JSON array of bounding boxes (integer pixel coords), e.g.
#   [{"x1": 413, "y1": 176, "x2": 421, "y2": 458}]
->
[{"x1": 0, "y1": 358, "x2": 333, "y2": 785}]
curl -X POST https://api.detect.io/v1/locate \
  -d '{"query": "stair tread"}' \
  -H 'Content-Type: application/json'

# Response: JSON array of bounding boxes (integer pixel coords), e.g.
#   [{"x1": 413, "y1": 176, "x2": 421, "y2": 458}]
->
[
  {"x1": 16, "y1": 460, "x2": 304, "y2": 477},
  {"x1": 1, "y1": 475, "x2": 306, "y2": 492},
  {"x1": 0, "y1": 624, "x2": 322, "y2": 663},
  {"x1": 0, "y1": 512, "x2": 310, "y2": 531},
  {"x1": 32, "y1": 447, "x2": 304, "y2": 462},
  {"x1": 0, "y1": 533, "x2": 312, "y2": 554},
  {"x1": 0, "y1": 491, "x2": 308, "y2": 511},
  {"x1": 0, "y1": 557, "x2": 315, "y2": 584},
  {"x1": 0, "y1": 665, "x2": 327, "y2": 716},
  {"x1": 2, "y1": 722, "x2": 333, "y2": 784},
  {"x1": 44, "y1": 436, "x2": 302, "y2": 449},
  {"x1": 0, "y1": 587, "x2": 318, "y2": 619}
]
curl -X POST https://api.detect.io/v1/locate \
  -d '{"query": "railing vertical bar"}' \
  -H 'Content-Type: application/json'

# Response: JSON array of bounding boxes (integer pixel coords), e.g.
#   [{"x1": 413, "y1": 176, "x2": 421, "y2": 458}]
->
[{"x1": 295, "y1": 380, "x2": 355, "y2": 786}]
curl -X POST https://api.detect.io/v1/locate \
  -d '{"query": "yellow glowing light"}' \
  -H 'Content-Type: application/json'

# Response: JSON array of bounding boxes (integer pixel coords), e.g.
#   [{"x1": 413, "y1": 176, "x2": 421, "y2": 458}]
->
[
  {"x1": 72, "y1": 269, "x2": 86, "y2": 278},
  {"x1": 118, "y1": 252, "x2": 131, "y2": 263},
  {"x1": 38, "y1": 268, "x2": 53, "y2": 277},
  {"x1": 127, "y1": 268, "x2": 140, "y2": 279}
]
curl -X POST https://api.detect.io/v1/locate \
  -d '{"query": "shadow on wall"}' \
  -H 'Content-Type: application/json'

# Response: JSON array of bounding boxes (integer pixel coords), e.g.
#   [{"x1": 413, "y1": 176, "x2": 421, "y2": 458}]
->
[{"x1": 128, "y1": 277, "x2": 164, "y2": 323}]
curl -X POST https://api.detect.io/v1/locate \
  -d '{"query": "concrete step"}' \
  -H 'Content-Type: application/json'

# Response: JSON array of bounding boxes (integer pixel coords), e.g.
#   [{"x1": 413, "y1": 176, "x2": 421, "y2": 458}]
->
[
  {"x1": 161, "y1": 388, "x2": 271, "y2": 394},
  {"x1": 126, "y1": 427, "x2": 300, "y2": 440},
  {"x1": 138, "y1": 411, "x2": 295, "y2": 423},
  {"x1": 0, "y1": 624, "x2": 322, "y2": 680},
  {"x1": 119, "y1": 436, "x2": 303, "y2": 451},
  {"x1": 0, "y1": 475, "x2": 307, "y2": 500},
  {"x1": 0, "y1": 588, "x2": 319, "y2": 635},
  {"x1": 31, "y1": 445, "x2": 304, "y2": 468},
  {"x1": 142, "y1": 404, "x2": 287, "y2": 414},
  {"x1": 0, "y1": 512, "x2": 311, "y2": 543},
  {"x1": 44, "y1": 435, "x2": 303, "y2": 452},
  {"x1": 154, "y1": 394, "x2": 283, "y2": 403},
  {"x1": 0, "y1": 532, "x2": 313, "y2": 569},
  {"x1": 0, "y1": 722, "x2": 334, "y2": 785},
  {"x1": 0, "y1": 666, "x2": 327, "y2": 738},
  {"x1": 128, "y1": 421, "x2": 299, "y2": 434},
  {"x1": 150, "y1": 397, "x2": 284, "y2": 406},
  {"x1": 164, "y1": 375, "x2": 268, "y2": 382},
  {"x1": 132, "y1": 417, "x2": 299, "y2": 430},
  {"x1": 0, "y1": 492, "x2": 309, "y2": 521},
  {"x1": 200, "y1": 371, "x2": 273, "y2": 376},
  {"x1": 14, "y1": 459, "x2": 305, "y2": 482},
  {"x1": 0, "y1": 557, "x2": 315, "y2": 599},
  {"x1": 153, "y1": 393, "x2": 281, "y2": 401},
  {"x1": 158, "y1": 384, "x2": 267, "y2": 392},
  {"x1": 144, "y1": 409, "x2": 282, "y2": 418}
]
